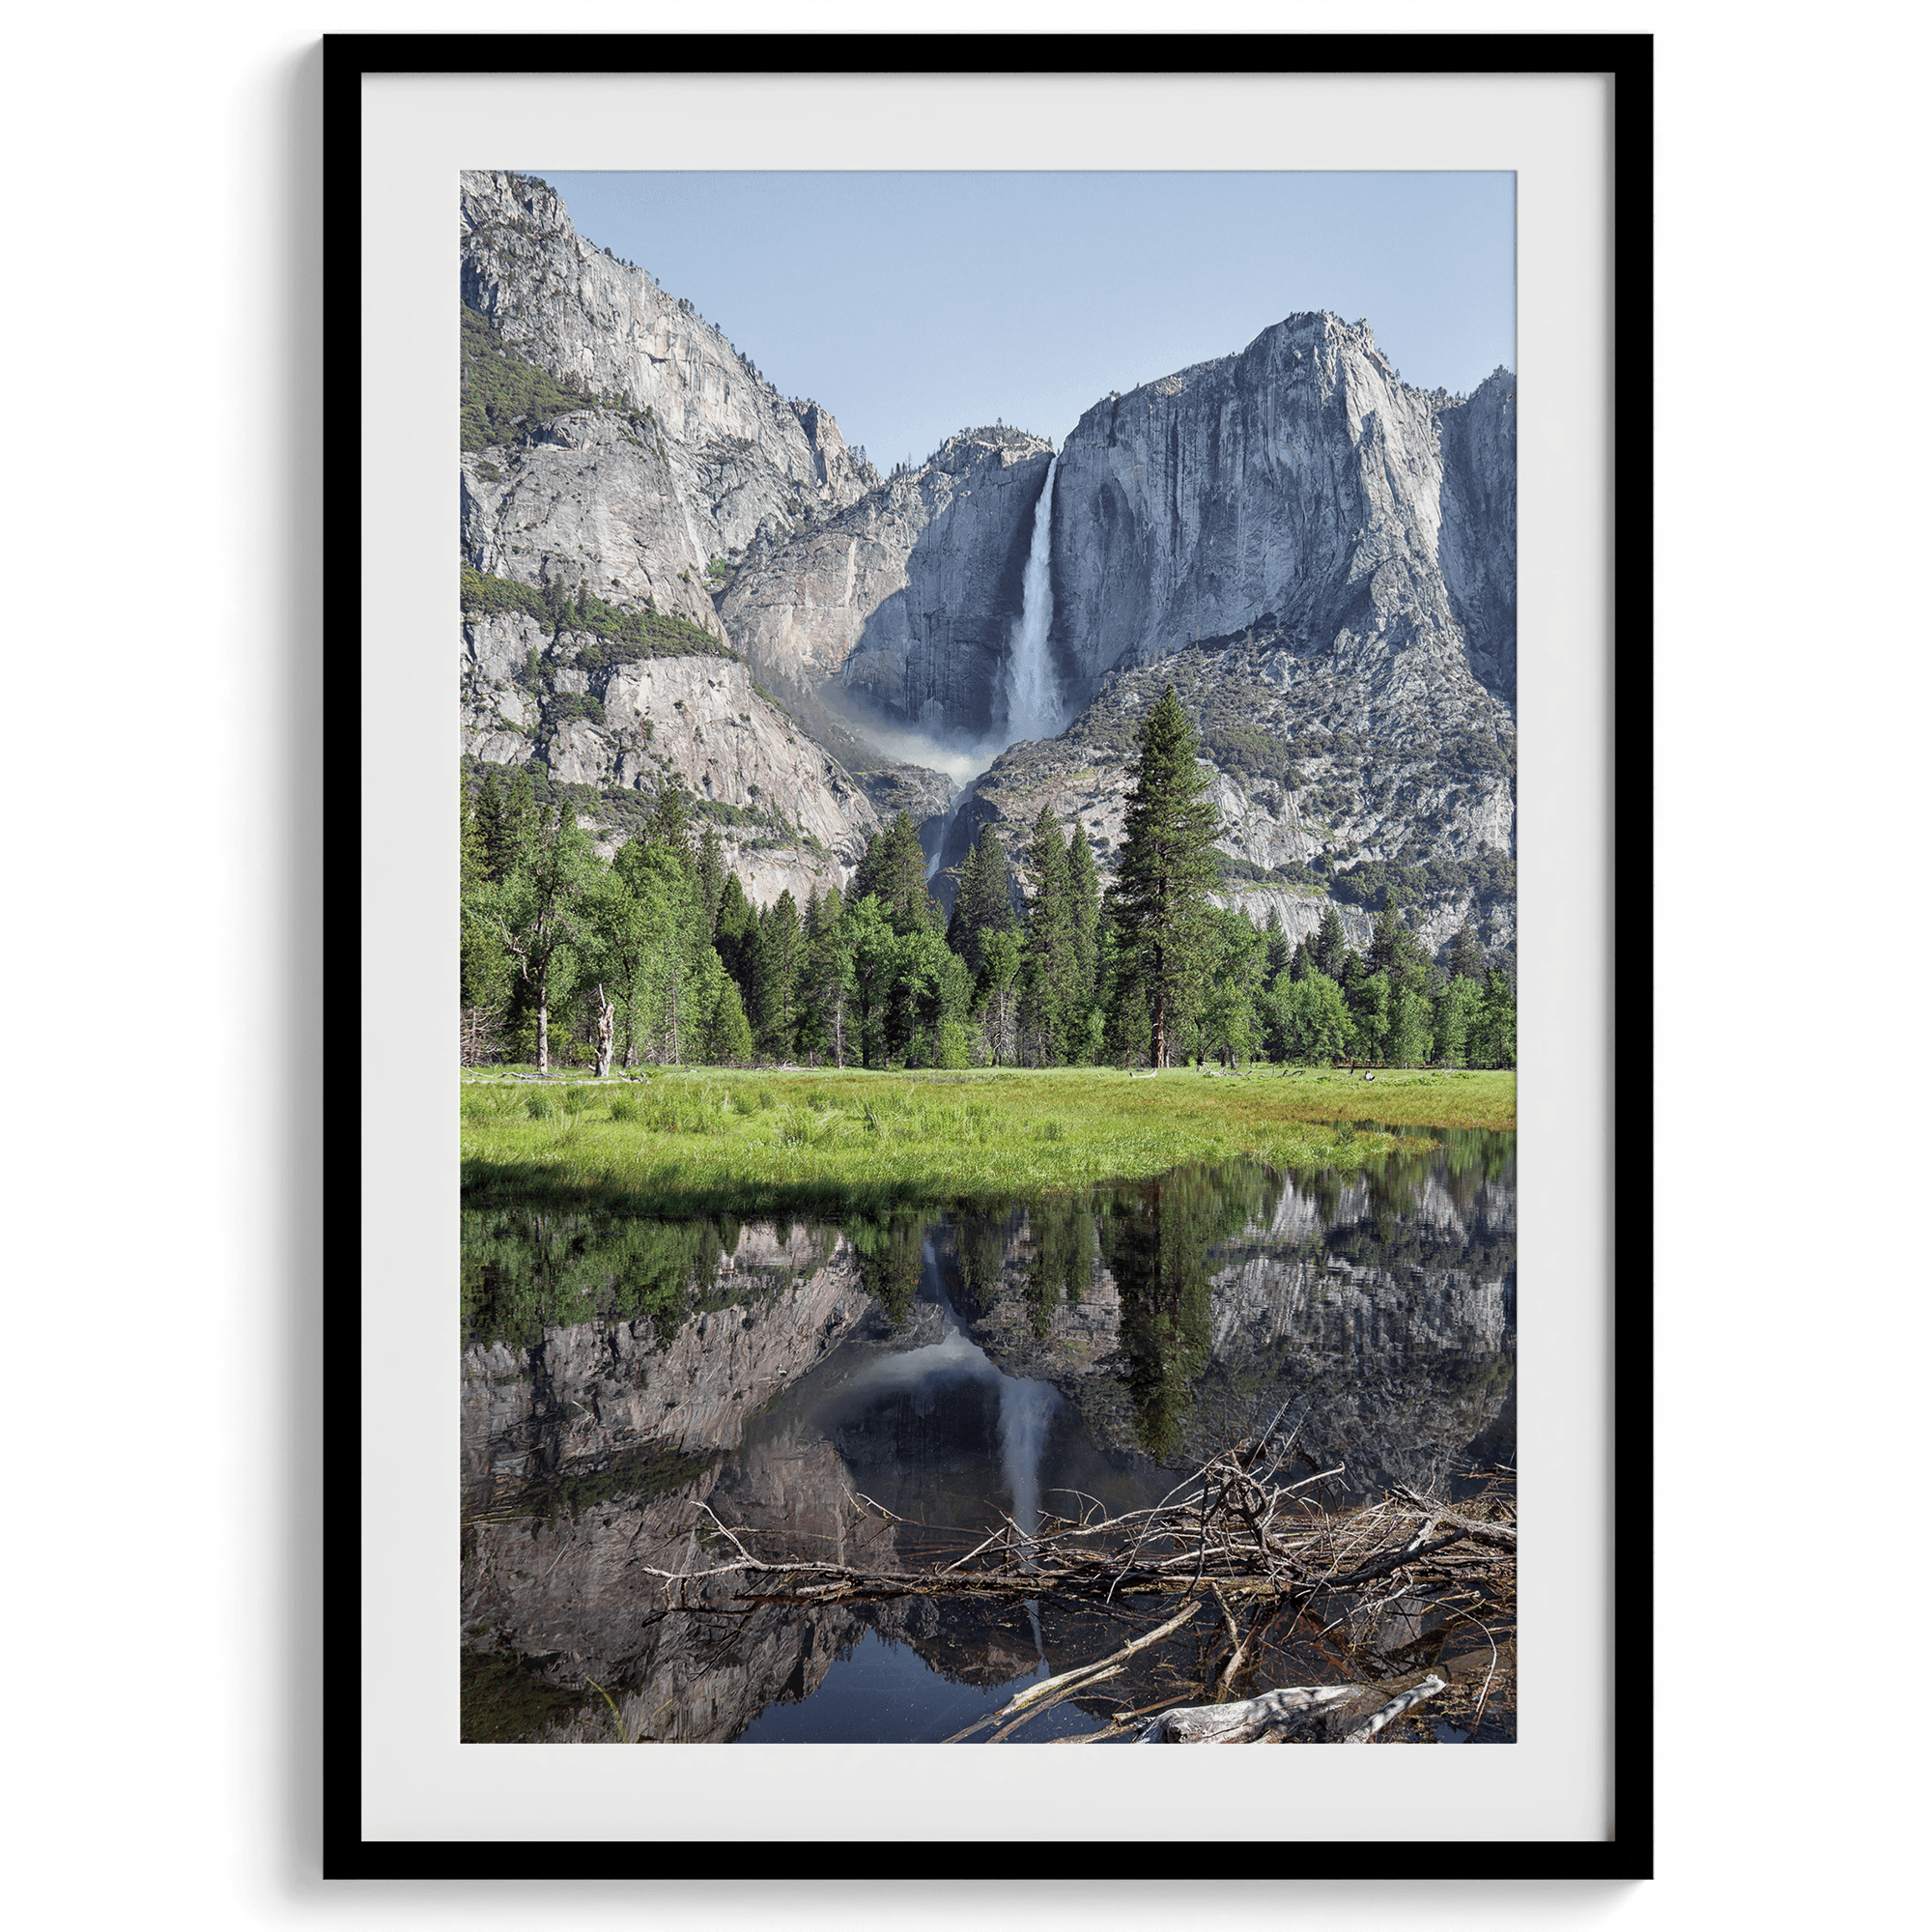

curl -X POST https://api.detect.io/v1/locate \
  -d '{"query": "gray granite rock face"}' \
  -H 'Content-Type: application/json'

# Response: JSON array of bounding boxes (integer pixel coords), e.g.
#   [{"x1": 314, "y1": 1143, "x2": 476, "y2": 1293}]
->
[
  {"x1": 461, "y1": 622, "x2": 879, "y2": 906},
  {"x1": 927, "y1": 631, "x2": 1515, "y2": 957},
  {"x1": 1046, "y1": 316, "x2": 1508, "y2": 721},
  {"x1": 457, "y1": 170, "x2": 908, "y2": 909},
  {"x1": 719, "y1": 429, "x2": 1054, "y2": 740},
  {"x1": 461, "y1": 170, "x2": 875, "y2": 565},
  {"x1": 1436, "y1": 369, "x2": 1518, "y2": 702},
  {"x1": 459, "y1": 173, "x2": 1514, "y2": 942},
  {"x1": 722, "y1": 312, "x2": 1514, "y2": 943},
  {"x1": 849, "y1": 762, "x2": 956, "y2": 864},
  {"x1": 461, "y1": 413, "x2": 725, "y2": 641},
  {"x1": 717, "y1": 314, "x2": 1515, "y2": 752}
]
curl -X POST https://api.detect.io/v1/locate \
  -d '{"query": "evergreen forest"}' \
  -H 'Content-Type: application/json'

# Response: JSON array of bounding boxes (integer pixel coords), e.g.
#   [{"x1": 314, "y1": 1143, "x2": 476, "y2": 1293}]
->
[{"x1": 461, "y1": 688, "x2": 1517, "y2": 1076}]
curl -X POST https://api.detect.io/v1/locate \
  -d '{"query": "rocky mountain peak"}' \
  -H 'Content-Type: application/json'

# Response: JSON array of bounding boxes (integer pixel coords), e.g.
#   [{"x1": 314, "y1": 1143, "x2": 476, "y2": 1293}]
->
[{"x1": 454, "y1": 173, "x2": 1514, "y2": 951}]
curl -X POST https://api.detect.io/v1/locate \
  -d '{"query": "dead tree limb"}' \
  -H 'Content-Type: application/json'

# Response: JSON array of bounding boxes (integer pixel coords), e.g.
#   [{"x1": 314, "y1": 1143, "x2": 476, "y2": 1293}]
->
[
  {"x1": 944, "y1": 1599, "x2": 1204, "y2": 1742},
  {"x1": 1389, "y1": 1486, "x2": 1518, "y2": 1549},
  {"x1": 1136, "y1": 1685, "x2": 1364, "y2": 1744},
  {"x1": 1340, "y1": 1673, "x2": 1448, "y2": 1744},
  {"x1": 986, "y1": 1665, "x2": 1125, "y2": 1742}
]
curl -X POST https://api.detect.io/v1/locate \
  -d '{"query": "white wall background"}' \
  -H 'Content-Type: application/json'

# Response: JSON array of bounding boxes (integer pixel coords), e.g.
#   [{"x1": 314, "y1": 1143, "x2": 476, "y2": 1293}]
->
[{"x1": 2, "y1": 1, "x2": 1923, "y2": 1923}]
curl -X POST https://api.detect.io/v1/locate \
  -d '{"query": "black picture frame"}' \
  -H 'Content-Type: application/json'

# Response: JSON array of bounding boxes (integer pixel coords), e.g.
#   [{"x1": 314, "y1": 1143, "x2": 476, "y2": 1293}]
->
[{"x1": 324, "y1": 31, "x2": 1652, "y2": 1881}]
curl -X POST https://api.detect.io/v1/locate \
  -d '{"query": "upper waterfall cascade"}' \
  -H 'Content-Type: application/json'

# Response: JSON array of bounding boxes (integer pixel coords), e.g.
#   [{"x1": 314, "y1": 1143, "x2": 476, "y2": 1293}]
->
[{"x1": 1003, "y1": 456, "x2": 1062, "y2": 743}]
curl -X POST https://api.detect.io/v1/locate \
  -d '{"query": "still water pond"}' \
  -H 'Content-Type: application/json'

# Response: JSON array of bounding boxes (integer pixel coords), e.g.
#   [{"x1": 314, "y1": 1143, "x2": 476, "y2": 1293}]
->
[{"x1": 460, "y1": 1130, "x2": 1515, "y2": 1744}]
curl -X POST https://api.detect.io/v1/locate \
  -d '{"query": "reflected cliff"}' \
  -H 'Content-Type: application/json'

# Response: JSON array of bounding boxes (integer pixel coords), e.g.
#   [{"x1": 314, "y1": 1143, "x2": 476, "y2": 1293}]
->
[{"x1": 459, "y1": 1130, "x2": 1515, "y2": 1742}]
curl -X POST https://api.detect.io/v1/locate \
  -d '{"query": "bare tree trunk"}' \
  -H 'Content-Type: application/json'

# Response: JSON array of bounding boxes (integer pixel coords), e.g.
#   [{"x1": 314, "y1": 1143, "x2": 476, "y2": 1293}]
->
[
  {"x1": 594, "y1": 983, "x2": 614, "y2": 1078},
  {"x1": 536, "y1": 1002, "x2": 549, "y2": 1073}
]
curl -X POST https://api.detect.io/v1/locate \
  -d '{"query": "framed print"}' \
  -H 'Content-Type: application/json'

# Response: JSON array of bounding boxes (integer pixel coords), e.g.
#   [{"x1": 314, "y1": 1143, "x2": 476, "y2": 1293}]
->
[{"x1": 327, "y1": 35, "x2": 1650, "y2": 1878}]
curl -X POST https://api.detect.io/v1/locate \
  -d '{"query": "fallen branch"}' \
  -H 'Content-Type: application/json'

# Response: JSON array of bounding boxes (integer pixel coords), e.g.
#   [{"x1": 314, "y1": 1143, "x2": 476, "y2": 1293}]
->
[
  {"x1": 987, "y1": 1664, "x2": 1125, "y2": 1742},
  {"x1": 945, "y1": 1600, "x2": 1203, "y2": 1741},
  {"x1": 1389, "y1": 1486, "x2": 1518, "y2": 1549},
  {"x1": 634, "y1": 1439, "x2": 1514, "y2": 1743},
  {"x1": 1136, "y1": 1684, "x2": 1364, "y2": 1744},
  {"x1": 1340, "y1": 1673, "x2": 1448, "y2": 1744}
]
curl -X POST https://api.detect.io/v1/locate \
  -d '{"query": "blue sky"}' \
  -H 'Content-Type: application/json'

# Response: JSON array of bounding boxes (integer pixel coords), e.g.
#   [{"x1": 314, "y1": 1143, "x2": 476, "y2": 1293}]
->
[{"x1": 540, "y1": 171, "x2": 1515, "y2": 475}]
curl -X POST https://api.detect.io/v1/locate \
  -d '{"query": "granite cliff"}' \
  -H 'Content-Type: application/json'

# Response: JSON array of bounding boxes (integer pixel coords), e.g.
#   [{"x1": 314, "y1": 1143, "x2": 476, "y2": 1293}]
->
[
  {"x1": 715, "y1": 311, "x2": 1515, "y2": 943},
  {"x1": 460, "y1": 608, "x2": 880, "y2": 905},
  {"x1": 462, "y1": 170, "x2": 875, "y2": 575},
  {"x1": 718, "y1": 427, "x2": 1056, "y2": 743},
  {"x1": 929, "y1": 621, "x2": 1516, "y2": 955},
  {"x1": 458, "y1": 169, "x2": 906, "y2": 898},
  {"x1": 457, "y1": 170, "x2": 1515, "y2": 950}
]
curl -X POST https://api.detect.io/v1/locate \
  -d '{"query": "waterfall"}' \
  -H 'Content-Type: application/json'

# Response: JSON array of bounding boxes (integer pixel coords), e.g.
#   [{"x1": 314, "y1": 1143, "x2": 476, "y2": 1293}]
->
[{"x1": 1003, "y1": 456, "x2": 1061, "y2": 743}]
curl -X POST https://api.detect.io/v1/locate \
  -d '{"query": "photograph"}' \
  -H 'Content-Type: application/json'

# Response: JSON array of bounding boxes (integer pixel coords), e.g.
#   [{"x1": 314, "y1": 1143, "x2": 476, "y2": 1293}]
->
[
  {"x1": 19, "y1": 3, "x2": 1932, "y2": 1919},
  {"x1": 453, "y1": 161, "x2": 1522, "y2": 1752}
]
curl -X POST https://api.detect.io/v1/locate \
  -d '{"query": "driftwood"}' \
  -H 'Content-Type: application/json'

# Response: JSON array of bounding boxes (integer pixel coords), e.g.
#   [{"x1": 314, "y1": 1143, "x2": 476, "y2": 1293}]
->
[
  {"x1": 635, "y1": 1403, "x2": 1515, "y2": 1743},
  {"x1": 1389, "y1": 1486, "x2": 1518, "y2": 1549},
  {"x1": 1341, "y1": 1673, "x2": 1448, "y2": 1744},
  {"x1": 1136, "y1": 1684, "x2": 1364, "y2": 1744}
]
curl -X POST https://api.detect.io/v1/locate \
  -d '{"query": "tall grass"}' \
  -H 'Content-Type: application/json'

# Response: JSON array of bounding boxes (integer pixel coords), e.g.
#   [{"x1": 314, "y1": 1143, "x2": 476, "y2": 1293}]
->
[{"x1": 459, "y1": 1065, "x2": 1515, "y2": 1218}]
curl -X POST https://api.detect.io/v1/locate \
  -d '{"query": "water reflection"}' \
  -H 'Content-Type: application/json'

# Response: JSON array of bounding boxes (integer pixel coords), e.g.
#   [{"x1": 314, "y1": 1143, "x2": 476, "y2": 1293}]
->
[{"x1": 459, "y1": 1131, "x2": 1515, "y2": 1742}]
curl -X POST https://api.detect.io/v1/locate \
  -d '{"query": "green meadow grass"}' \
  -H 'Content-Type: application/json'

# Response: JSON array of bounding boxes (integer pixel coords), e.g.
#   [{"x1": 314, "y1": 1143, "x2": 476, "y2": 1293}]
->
[{"x1": 459, "y1": 1065, "x2": 1515, "y2": 1217}]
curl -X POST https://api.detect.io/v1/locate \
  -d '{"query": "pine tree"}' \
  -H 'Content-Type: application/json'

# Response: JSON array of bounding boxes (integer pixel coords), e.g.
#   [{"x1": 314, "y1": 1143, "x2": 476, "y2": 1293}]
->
[
  {"x1": 713, "y1": 871, "x2": 757, "y2": 998},
  {"x1": 461, "y1": 766, "x2": 490, "y2": 896},
  {"x1": 1065, "y1": 822, "x2": 1102, "y2": 1045},
  {"x1": 1113, "y1": 686, "x2": 1221, "y2": 1067},
  {"x1": 1020, "y1": 804, "x2": 1078, "y2": 1065},
  {"x1": 852, "y1": 810, "x2": 935, "y2": 936},
  {"x1": 460, "y1": 768, "x2": 512, "y2": 1046},
  {"x1": 1263, "y1": 905, "x2": 1291, "y2": 984},
  {"x1": 1369, "y1": 902, "x2": 1431, "y2": 1000},
  {"x1": 946, "y1": 826, "x2": 1016, "y2": 977},
  {"x1": 707, "y1": 977, "x2": 755, "y2": 1064},
  {"x1": 695, "y1": 827, "x2": 725, "y2": 938},
  {"x1": 1448, "y1": 920, "x2": 1487, "y2": 981},
  {"x1": 978, "y1": 929, "x2": 1024, "y2": 1065},
  {"x1": 844, "y1": 893, "x2": 899, "y2": 1067},
  {"x1": 472, "y1": 764, "x2": 537, "y2": 885},
  {"x1": 1347, "y1": 970, "x2": 1392, "y2": 1064},
  {"x1": 1311, "y1": 904, "x2": 1348, "y2": 981},
  {"x1": 753, "y1": 890, "x2": 804, "y2": 1056},
  {"x1": 645, "y1": 775, "x2": 693, "y2": 859},
  {"x1": 802, "y1": 884, "x2": 853, "y2": 1065},
  {"x1": 1099, "y1": 886, "x2": 1151, "y2": 1066}
]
